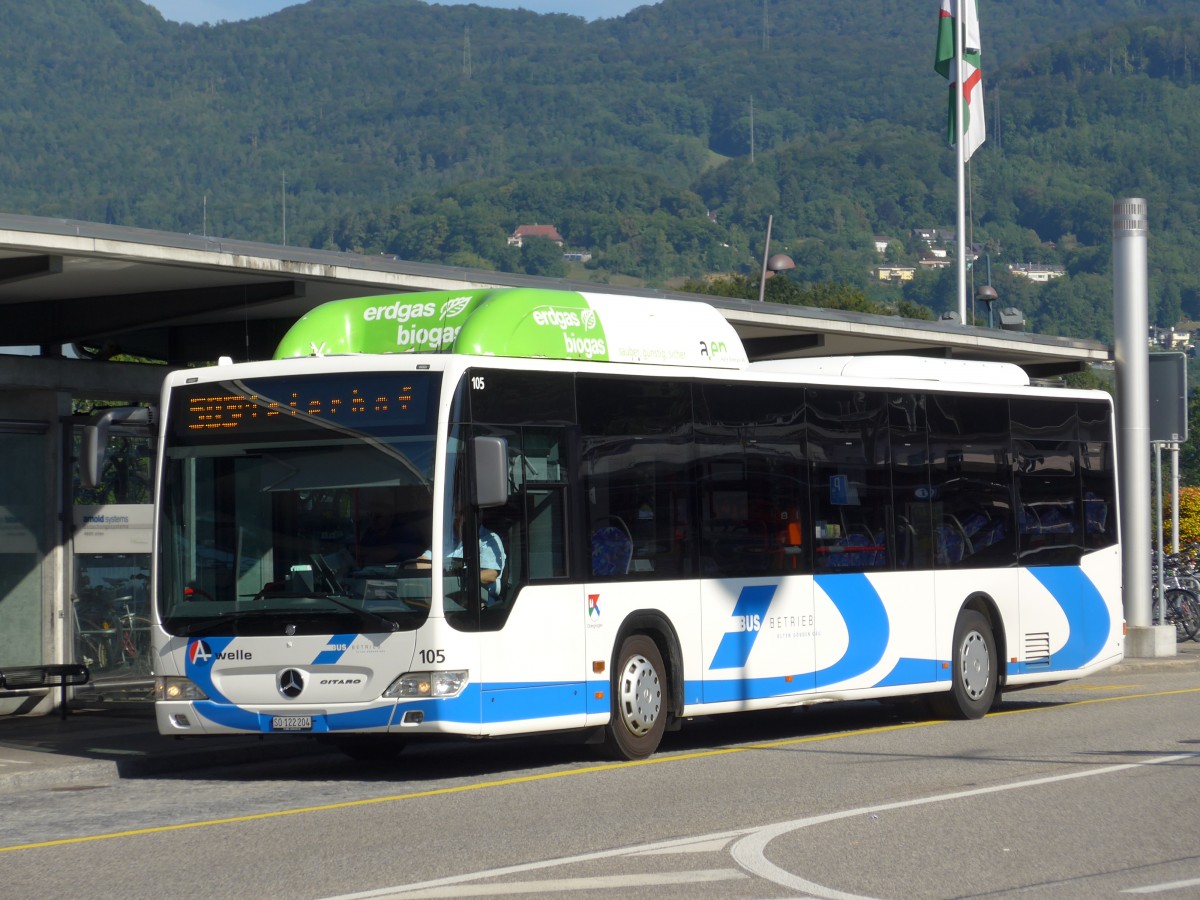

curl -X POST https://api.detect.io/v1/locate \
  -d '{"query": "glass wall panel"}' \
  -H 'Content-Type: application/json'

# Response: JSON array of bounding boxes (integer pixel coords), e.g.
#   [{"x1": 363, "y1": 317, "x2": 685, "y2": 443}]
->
[
  {"x1": 71, "y1": 426, "x2": 154, "y2": 677},
  {"x1": 0, "y1": 432, "x2": 45, "y2": 668}
]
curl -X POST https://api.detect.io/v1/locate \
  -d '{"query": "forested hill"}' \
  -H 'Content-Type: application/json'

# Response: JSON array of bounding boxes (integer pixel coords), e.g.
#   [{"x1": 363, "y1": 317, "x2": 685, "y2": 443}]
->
[{"x1": 2, "y1": 0, "x2": 1200, "y2": 340}]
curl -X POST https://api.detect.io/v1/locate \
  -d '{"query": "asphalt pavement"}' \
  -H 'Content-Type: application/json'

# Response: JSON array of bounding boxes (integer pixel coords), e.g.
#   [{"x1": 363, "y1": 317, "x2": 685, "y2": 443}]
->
[{"x1": 1, "y1": 641, "x2": 1197, "y2": 796}]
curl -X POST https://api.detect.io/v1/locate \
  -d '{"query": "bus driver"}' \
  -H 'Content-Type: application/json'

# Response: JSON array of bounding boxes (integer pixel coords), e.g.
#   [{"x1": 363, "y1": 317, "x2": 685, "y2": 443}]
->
[{"x1": 412, "y1": 512, "x2": 506, "y2": 604}]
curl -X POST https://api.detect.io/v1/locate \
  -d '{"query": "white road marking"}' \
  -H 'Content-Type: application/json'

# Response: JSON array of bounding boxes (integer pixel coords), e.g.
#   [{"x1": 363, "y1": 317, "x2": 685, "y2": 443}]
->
[
  {"x1": 344, "y1": 869, "x2": 747, "y2": 899},
  {"x1": 1123, "y1": 877, "x2": 1200, "y2": 894},
  {"x1": 633, "y1": 836, "x2": 735, "y2": 855},
  {"x1": 321, "y1": 829, "x2": 755, "y2": 900},
  {"x1": 732, "y1": 753, "x2": 1199, "y2": 900},
  {"x1": 323, "y1": 753, "x2": 1199, "y2": 900}
]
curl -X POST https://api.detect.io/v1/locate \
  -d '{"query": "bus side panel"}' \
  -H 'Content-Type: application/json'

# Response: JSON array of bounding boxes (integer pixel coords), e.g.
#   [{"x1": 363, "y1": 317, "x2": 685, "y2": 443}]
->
[
  {"x1": 1009, "y1": 547, "x2": 1123, "y2": 681},
  {"x1": 805, "y1": 571, "x2": 939, "y2": 695},
  {"x1": 479, "y1": 583, "x2": 588, "y2": 736},
  {"x1": 700, "y1": 576, "x2": 815, "y2": 706},
  {"x1": 693, "y1": 571, "x2": 946, "y2": 710}
]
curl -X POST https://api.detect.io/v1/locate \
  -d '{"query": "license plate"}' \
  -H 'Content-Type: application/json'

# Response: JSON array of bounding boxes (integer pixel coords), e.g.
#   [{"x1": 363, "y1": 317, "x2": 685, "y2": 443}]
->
[{"x1": 271, "y1": 715, "x2": 312, "y2": 732}]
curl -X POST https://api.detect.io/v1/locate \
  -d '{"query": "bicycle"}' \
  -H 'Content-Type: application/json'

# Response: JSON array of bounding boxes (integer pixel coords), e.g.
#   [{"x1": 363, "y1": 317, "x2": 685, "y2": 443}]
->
[
  {"x1": 116, "y1": 606, "x2": 154, "y2": 676},
  {"x1": 1151, "y1": 553, "x2": 1200, "y2": 642},
  {"x1": 73, "y1": 603, "x2": 119, "y2": 672}
]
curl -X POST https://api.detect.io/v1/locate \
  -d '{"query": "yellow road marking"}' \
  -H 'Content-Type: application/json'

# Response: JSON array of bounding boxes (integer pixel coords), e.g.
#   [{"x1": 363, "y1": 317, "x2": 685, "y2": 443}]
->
[
  {"x1": 1071, "y1": 684, "x2": 1138, "y2": 691},
  {"x1": 4, "y1": 685, "x2": 1199, "y2": 854}
]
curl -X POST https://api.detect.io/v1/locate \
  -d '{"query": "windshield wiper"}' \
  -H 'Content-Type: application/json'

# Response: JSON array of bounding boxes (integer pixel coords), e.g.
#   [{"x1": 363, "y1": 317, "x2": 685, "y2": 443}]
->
[
  {"x1": 322, "y1": 592, "x2": 401, "y2": 632},
  {"x1": 251, "y1": 589, "x2": 401, "y2": 633},
  {"x1": 173, "y1": 609, "x2": 283, "y2": 636}
]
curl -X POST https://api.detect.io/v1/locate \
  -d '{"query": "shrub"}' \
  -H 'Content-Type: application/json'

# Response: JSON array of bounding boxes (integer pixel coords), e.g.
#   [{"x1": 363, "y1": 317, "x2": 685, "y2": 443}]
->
[{"x1": 1165, "y1": 485, "x2": 1200, "y2": 552}]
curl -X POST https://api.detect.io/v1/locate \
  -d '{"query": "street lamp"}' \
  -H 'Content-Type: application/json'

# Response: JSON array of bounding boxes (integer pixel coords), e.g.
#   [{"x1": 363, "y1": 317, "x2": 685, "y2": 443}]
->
[
  {"x1": 975, "y1": 283, "x2": 999, "y2": 328},
  {"x1": 758, "y1": 214, "x2": 795, "y2": 302}
]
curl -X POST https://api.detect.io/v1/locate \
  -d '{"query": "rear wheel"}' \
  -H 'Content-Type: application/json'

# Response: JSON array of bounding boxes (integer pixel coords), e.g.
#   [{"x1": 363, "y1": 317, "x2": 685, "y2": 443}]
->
[
  {"x1": 604, "y1": 634, "x2": 669, "y2": 760},
  {"x1": 931, "y1": 609, "x2": 997, "y2": 719}
]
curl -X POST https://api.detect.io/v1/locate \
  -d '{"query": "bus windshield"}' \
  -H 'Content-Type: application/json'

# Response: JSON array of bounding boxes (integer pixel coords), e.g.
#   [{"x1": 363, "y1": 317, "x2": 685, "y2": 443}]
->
[{"x1": 157, "y1": 372, "x2": 441, "y2": 636}]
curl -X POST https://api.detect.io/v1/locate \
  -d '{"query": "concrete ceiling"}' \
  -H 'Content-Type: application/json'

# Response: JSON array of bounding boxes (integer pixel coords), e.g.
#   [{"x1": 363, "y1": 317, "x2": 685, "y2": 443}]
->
[{"x1": 0, "y1": 213, "x2": 1110, "y2": 377}]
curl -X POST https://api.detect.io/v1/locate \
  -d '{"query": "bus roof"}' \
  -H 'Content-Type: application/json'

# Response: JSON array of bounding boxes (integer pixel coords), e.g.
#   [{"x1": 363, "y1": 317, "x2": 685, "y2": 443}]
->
[
  {"x1": 751, "y1": 355, "x2": 1031, "y2": 387},
  {"x1": 273, "y1": 288, "x2": 748, "y2": 369}
]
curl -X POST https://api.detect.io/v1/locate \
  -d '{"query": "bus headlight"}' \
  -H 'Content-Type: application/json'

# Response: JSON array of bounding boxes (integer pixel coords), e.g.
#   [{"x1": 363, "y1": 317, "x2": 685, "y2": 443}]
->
[
  {"x1": 383, "y1": 670, "x2": 468, "y2": 699},
  {"x1": 155, "y1": 676, "x2": 209, "y2": 702}
]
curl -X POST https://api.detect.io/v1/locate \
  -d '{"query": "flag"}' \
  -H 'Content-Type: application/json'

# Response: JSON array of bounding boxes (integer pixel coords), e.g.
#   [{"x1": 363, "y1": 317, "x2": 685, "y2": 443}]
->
[{"x1": 935, "y1": 0, "x2": 985, "y2": 159}]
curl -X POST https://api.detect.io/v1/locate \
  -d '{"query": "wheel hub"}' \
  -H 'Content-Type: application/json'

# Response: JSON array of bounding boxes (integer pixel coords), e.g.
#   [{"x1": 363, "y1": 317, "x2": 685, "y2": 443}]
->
[
  {"x1": 618, "y1": 654, "x2": 662, "y2": 736},
  {"x1": 960, "y1": 631, "x2": 990, "y2": 700}
]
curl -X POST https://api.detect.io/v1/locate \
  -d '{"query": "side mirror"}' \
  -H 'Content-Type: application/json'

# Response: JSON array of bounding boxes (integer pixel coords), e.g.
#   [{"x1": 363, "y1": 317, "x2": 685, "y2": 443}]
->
[
  {"x1": 473, "y1": 436, "x2": 509, "y2": 508},
  {"x1": 81, "y1": 407, "x2": 155, "y2": 489}
]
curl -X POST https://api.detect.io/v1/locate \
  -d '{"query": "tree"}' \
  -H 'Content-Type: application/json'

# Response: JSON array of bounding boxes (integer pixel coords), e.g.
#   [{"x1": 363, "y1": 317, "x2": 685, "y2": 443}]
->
[{"x1": 520, "y1": 237, "x2": 568, "y2": 278}]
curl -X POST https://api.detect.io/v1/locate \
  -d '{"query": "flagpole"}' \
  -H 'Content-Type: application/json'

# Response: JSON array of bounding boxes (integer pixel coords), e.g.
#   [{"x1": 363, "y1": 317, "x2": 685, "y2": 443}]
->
[{"x1": 955, "y1": 0, "x2": 968, "y2": 325}]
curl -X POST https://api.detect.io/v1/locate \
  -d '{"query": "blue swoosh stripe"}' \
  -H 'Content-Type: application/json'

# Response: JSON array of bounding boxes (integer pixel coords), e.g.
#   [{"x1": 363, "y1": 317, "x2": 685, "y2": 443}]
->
[
  {"x1": 813, "y1": 574, "x2": 890, "y2": 688},
  {"x1": 1029, "y1": 566, "x2": 1110, "y2": 671}
]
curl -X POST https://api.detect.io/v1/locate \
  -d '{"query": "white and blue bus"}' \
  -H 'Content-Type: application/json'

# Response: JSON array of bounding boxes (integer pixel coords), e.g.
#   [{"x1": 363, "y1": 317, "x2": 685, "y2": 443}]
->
[{"x1": 148, "y1": 288, "x2": 1123, "y2": 760}]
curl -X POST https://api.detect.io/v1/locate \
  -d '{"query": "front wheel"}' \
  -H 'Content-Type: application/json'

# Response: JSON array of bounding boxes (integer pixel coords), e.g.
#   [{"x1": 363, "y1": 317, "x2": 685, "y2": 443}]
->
[
  {"x1": 930, "y1": 609, "x2": 997, "y2": 720},
  {"x1": 603, "y1": 634, "x2": 669, "y2": 760}
]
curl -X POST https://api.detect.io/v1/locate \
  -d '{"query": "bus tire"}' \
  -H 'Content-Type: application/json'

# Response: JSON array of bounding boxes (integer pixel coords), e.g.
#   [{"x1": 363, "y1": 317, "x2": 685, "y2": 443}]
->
[
  {"x1": 604, "y1": 634, "x2": 668, "y2": 760},
  {"x1": 931, "y1": 609, "x2": 997, "y2": 720}
]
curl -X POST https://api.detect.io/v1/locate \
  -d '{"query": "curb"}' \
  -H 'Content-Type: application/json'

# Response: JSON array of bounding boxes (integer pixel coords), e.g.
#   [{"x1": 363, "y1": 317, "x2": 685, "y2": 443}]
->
[
  {"x1": 0, "y1": 758, "x2": 119, "y2": 795},
  {"x1": 1109, "y1": 650, "x2": 1200, "y2": 674}
]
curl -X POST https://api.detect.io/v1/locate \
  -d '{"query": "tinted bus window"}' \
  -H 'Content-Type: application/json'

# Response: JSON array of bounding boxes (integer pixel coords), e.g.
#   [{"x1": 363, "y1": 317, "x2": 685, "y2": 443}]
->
[
  {"x1": 1078, "y1": 399, "x2": 1114, "y2": 443},
  {"x1": 1082, "y1": 439, "x2": 1117, "y2": 550},
  {"x1": 889, "y1": 393, "x2": 934, "y2": 570},
  {"x1": 807, "y1": 388, "x2": 891, "y2": 573},
  {"x1": 695, "y1": 382, "x2": 809, "y2": 577},
  {"x1": 927, "y1": 394, "x2": 1015, "y2": 568},
  {"x1": 1010, "y1": 397, "x2": 1079, "y2": 441},
  {"x1": 1014, "y1": 438, "x2": 1083, "y2": 565},
  {"x1": 465, "y1": 369, "x2": 576, "y2": 426},
  {"x1": 578, "y1": 377, "x2": 695, "y2": 580}
]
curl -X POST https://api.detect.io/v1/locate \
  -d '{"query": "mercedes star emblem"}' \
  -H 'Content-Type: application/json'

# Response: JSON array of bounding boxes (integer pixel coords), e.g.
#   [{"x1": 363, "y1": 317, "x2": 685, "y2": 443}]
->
[{"x1": 279, "y1": 669, "x2": 305, "y2": 698}]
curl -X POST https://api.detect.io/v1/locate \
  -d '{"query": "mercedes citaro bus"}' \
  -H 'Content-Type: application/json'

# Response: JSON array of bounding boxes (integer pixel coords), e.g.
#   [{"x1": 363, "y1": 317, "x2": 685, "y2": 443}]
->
[{"x1": 129, "y1": 288, "x2": 1121, "y2": 760}]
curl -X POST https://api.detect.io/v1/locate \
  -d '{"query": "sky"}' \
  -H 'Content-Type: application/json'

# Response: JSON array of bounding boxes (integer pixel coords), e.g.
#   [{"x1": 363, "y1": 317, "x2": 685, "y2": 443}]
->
[{"x1": 149, "y1": 1, "x2": 653, "y2": 25}]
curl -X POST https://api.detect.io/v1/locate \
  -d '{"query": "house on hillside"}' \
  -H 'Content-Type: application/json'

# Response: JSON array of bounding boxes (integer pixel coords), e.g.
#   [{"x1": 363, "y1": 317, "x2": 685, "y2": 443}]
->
[
  {"x1": 913, "y1": 227, "x2": 955, "y2": 247},
  {"x1": 876, "y1": 266, "x2": 916, "y2": 282},
  {"x1": 1008, "y1": 263, "x2": 1065, "y2": 283},
  {"x1": 507, "y1": 225, "x2": 564, "y2": 248}
]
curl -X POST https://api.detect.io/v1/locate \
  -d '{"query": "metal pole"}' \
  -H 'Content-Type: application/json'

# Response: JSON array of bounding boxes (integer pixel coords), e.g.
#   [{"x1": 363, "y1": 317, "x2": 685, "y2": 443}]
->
[
  {"x1": 986, "y1": 255, "x2": 993, "y2": 328},
  {"x1": 281, "y1": 171, "x2": 287, "y2": 246},
  {"x1": 954, "y1": 0, "x2": 968, "y2": 325},
  {"x1": 1113, "y1": 198, "x2": 1152, "y2": 630},
  {"x1": 1155, "y1": 441, "x2": 1163, "y2": 623},
  {"x1": 758, "y1": 214, "x2": 774, "y2": 303},
  {"x1": 1171, "y1": 442, "x2": 1180, "y2": 553}
]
